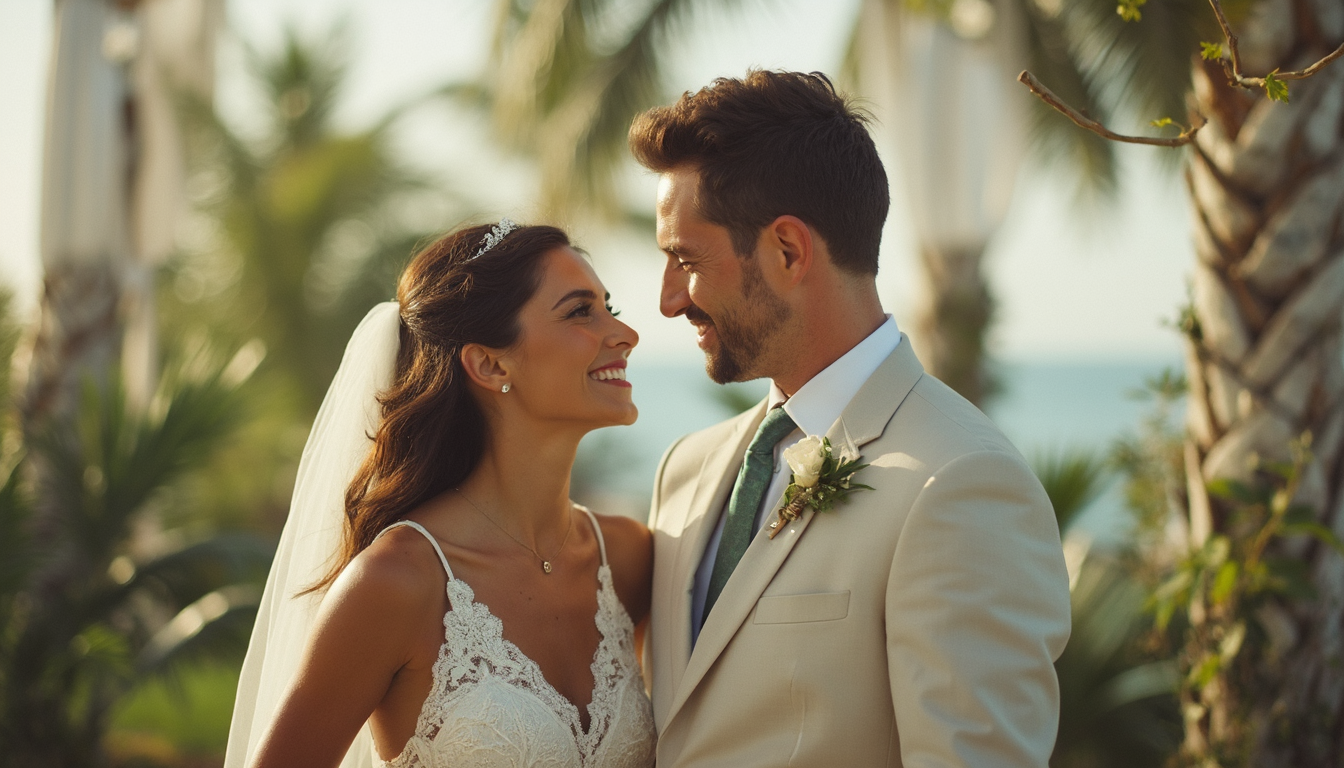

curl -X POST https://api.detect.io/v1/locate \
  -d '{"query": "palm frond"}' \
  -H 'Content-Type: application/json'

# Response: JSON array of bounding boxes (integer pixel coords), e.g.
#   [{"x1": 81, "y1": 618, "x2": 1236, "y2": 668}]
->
[
  {"x1": 136, "y1": 584, "x2": 262, "y2": 673},
  {"x1": 1007, "y1": 0, "x2": 1120, "y2": 196},
  {"x1": 1052, "y1": 554, "x2": 1181, "y2": 766},
  {"x1": 490, "y1": 0, "x2": 591, "y2": 145},
  {"x1": 488, "y1": 0, "x2": 752, "y2": 216},
  {"x1": 26, "y1": 358, "x2": 248, "y2": 568},
  {"x1": 249, "y1": 21, "x2": 353, "y2": 150},
  {"x1": 116, "y1": 534, "x2": 273, "y2": 613},
  {"x1": 174, "y1": 26, "x2": 433, "y2": 412},
  {"x1": 1057, "y1": 0, "x2": 1214, "y2": 174},
  {"x1": 1032, "y1": 447, "x2": 1109, "y2": 534},
  {"x1": 538, "y1": 0, "x2": 688, "y2": 214}
]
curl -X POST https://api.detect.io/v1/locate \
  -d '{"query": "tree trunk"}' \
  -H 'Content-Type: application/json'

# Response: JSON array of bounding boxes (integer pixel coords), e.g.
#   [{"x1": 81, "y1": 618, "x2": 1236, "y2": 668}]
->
[
  {"x1": 1181, "y1": 1, "x2": 1344, "y2": 761},
  {"x1": 915, "y1": 242, "x2": 998, "y2": 405},
  {"x1": 19, "y1": 262, "x2": 124, "y2": 430}
]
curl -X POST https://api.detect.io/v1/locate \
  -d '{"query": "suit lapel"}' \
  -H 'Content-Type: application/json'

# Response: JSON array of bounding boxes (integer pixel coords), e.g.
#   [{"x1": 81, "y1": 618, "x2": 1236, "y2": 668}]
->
[
  {"x1": 665, "y1": 484, "x2": 818, "y2": 723},
  {"x1": 662, "y1": 337, "x2": 925, "y2": 729},
  {"x1": 659, "y1": 403, "x2": 764, "y2": 717},
  {"x1": 826, "y1": 334, "x2": 925, "y2": 450}
]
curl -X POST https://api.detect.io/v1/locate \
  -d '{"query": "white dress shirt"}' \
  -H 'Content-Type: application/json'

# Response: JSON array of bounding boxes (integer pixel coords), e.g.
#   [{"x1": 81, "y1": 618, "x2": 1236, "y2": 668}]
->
[{"x1": 690, "y1": 316, "x2": 902, "y2": 642}]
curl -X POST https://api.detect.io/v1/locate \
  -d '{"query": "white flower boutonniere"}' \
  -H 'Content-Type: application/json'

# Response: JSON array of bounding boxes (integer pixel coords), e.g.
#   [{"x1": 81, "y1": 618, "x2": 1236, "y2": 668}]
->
[{"x1": 768, "y1": 436, "x2": 873, "y2": 539}]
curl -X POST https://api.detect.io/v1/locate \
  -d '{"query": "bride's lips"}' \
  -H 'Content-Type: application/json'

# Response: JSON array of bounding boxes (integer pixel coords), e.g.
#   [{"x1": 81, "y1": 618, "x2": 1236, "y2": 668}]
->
[{"x1": 588, "y1": 360, "x2": 631, "y2": 388}]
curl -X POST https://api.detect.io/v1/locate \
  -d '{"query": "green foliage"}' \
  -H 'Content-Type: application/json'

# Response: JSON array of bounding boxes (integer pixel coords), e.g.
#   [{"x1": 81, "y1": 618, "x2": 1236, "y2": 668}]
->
[
  {"x1": 1111, "y1": 370, "x2": 1187, "y2": 546},
  {"x1": 107, "y1": 661, "x2": 241, "y2": 761},
  {"x1": 1032, "y1": 448, "x2": 1109, "y2": 534},
  {"x1": 1052, "y1": 555, "x2": 1181, "y2": 767},
  {"x1": 1026, "y1": 0, "x2": 1217, "y2": 186},
  {"x1": 1036, "y1": 443, "x2": 1179, "y2": 766},
  {"x1": 485, "y1": 0, "x2": 759, "y2": 217},
  {"x1": 781, "y1": 438, "x2": 873, "y2": 516},
  {"x1": 170, "y1": 24, "x2": 451, "y2": 536},
  {"x1": 174, "y1": 23, "x2": 436, "y2": 415},
  {"x1": 1150, "y1": 116, "x2": 1174, "y2": 128},
  {"x1": 1147, "y1": 436, "x2": 1340, "y2": 764},
  {"x1": 1263, "y1": 70, "x2": 1290, "y2": 103},
  {"x1": 1117, "y1": 0, "x2": 1148, "y2": 21},
  {"x1": 0, "y1": 345, "x2": 271, "y2": 765},
  {"x1": 0, "y1": 290, "x2": 19, "y2": 423},
  {"x1": 1200, "y1": 41, "x2": 1224, "y2": 60}
]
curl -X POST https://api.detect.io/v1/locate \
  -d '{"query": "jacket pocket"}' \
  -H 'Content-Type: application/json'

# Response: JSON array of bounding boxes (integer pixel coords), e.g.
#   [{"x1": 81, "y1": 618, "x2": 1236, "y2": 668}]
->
[{"x1": 752, "y1": 591, "x2": 850, "y2": 624}]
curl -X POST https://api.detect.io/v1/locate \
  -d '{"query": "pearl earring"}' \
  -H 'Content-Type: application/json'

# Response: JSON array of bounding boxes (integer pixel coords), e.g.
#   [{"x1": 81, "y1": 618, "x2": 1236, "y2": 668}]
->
[{"x1": 501, "y1": 383, "x2": 511, "y2": 393}]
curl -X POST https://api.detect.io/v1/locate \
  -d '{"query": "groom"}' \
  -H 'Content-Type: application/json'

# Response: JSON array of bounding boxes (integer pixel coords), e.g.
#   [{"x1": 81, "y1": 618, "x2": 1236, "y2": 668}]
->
[{"x1": 631, "y1": 71, "x2": 1071, "y2": 767}]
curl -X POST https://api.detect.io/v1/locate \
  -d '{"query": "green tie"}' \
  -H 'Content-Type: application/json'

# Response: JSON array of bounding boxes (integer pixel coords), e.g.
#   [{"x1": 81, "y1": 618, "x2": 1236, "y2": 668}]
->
[{"x1": 702, "y1": 406, "x2": 798, "y2": 624}]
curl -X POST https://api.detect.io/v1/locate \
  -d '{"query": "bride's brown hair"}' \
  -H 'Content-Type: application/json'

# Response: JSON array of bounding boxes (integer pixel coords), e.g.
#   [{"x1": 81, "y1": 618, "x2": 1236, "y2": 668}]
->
[{"x1": 308, "y1": 222, "x2": 572, "y2": 593}]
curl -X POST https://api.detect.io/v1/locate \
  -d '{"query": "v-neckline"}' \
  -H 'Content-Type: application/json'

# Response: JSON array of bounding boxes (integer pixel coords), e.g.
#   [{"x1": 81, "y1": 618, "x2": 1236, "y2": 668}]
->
[{"x1": 445, "y1": 565, "x2": 614, "y2": 741}]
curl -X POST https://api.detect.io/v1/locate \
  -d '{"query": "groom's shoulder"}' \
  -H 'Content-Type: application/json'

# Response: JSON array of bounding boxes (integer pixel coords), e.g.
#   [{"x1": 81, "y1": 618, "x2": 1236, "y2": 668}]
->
[{"x1": 878, "y1": 372, "x2": 1028, "y2": 468}]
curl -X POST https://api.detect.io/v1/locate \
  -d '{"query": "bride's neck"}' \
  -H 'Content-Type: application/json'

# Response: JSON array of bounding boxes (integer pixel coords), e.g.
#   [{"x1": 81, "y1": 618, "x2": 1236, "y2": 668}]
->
[{"x1": 459, "y1": 419, "x2": 581, "y2": 538}]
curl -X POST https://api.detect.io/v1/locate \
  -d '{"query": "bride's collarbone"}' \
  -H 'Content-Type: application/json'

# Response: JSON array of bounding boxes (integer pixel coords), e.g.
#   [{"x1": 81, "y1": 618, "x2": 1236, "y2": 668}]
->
[
  {"x1": 411, "y1": 532, "x2": 608, "y2": 705},
  {"x1": 448, "y1": 552, "x2": 606, "y2": 656}
]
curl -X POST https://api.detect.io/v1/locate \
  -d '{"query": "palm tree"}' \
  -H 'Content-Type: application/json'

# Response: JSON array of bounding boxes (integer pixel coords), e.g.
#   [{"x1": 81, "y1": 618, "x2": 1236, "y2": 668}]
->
[
  {"x1": 174, "y1": 23, "x2": 436, "y2": 413},
  {"x1": 1018, "y1": 2, "x2": 1344, "y2": 763},
  {"x1": 174, "y1": 24, "x2": 413, "y2": 408},
  {"x1": 0, "y1": 296, "x2": 270, "y2": 766},
  {"x1": 167, "y1": 24, "x2": 458, "y2": 535}
]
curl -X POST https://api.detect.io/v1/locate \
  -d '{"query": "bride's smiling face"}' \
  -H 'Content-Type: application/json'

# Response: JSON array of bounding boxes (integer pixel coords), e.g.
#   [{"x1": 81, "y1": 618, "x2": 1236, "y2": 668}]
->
[{"x1": 491, "y1": 247, "x2": 639, "y2": 429}]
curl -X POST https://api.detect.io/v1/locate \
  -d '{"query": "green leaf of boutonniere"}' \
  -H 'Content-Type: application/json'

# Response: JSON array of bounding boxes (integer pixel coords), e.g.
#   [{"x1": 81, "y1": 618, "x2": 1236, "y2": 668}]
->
[{"x1": 770, "y1": 437, "x2": 874, "y2": 538}]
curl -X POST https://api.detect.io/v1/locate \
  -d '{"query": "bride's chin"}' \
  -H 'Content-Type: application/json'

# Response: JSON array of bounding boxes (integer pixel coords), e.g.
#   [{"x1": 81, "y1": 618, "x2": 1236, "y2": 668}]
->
[{"x1": 593, "y1": 404, "x2": 638, "y2": 429}]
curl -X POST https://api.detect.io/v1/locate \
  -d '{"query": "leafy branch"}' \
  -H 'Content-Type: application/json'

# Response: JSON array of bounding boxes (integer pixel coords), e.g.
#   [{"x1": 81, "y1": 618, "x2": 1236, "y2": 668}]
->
[
  {"x1": 1150, "y1": 435, "x2": 1343, "y2": 763},
  {"x1": 1016, "y1": 71, "x2": 1204, "y2": 147},
  {"x1": 1018, "y1": 0, "x2": 1344, "y2": 145},
  {"x1": 1203, "y1": 0, "x2": 1344, "y2": 102}
]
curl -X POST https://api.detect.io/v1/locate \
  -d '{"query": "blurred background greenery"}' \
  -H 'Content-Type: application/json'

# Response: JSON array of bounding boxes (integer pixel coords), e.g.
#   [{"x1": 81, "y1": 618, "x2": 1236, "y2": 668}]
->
[{"x1": 2, "y1": 0, "x2": 1342, "y2": 765}]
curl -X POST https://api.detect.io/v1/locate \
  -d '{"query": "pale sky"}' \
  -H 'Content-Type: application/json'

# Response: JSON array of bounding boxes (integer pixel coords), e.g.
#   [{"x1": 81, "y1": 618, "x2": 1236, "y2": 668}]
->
[{"x1": 0, "y1": 0, "x2": 1193, "y2": 363}]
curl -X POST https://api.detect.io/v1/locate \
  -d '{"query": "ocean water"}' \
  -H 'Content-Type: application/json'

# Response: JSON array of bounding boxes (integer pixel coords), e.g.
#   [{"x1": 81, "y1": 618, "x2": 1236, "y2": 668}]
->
[{"x1": 576, "y1": 358, "x2": 1182, "y2": 543}]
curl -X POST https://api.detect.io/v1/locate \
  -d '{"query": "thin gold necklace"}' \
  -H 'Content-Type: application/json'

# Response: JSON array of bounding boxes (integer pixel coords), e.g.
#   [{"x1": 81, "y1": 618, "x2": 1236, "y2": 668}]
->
[{"x1": 456, "y1": 488, "x2": 574, "y2": 574}]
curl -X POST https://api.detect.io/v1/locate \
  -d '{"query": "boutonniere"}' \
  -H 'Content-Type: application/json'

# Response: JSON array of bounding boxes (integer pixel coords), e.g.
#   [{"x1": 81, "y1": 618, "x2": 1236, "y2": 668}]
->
[{"x1": 768, "y1": 436, "x2": 873, "y2": 539}]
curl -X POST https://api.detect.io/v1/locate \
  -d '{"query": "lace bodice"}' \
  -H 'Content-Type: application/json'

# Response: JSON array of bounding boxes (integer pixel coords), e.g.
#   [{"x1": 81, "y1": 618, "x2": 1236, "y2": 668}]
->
[{"x1": 372, "y1": 511, "x2": 655, "y2": 768}]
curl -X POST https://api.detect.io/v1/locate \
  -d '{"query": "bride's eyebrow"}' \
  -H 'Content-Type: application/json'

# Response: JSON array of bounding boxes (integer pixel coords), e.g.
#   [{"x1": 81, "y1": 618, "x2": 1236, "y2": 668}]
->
[{"x1": 551, "y1": 289, "x2": 598, "y2": 310}]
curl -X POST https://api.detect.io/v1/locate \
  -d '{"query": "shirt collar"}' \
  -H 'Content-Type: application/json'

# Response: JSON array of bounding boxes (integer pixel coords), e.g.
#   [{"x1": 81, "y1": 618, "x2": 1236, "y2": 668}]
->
[{"x1": 769, "y1": 315, "x2": 901, "y2": 438}]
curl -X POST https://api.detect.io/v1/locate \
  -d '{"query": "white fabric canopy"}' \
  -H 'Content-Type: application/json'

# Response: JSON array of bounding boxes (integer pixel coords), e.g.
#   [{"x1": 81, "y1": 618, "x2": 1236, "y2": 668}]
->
[{"x1": 860, "y1": 0, "x2": 1026, "y2": 253}]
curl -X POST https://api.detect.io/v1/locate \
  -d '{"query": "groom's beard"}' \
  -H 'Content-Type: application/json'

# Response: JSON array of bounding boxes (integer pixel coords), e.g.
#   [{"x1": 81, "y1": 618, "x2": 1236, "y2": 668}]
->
[{"x1": 689, "y1": 263, "x2": 789, "y2": 384}]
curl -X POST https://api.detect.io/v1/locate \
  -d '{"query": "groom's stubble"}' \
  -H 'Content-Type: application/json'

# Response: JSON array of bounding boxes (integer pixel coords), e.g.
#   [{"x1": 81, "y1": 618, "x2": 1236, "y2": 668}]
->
[{"x1": 690, "y1": 253, "x2": 790, "y2": 385}]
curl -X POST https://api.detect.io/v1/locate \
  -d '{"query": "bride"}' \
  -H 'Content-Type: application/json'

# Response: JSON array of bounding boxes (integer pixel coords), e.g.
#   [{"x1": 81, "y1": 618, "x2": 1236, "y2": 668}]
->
[{"x1": 224, "y1": 221, "x2": 656, "y2": 768}]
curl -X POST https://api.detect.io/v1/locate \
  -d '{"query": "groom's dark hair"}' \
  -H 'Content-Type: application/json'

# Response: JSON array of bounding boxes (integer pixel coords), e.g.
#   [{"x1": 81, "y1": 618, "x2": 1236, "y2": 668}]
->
[{"x1": 630, "y1": 70, "x2": 889, "y2": 276}]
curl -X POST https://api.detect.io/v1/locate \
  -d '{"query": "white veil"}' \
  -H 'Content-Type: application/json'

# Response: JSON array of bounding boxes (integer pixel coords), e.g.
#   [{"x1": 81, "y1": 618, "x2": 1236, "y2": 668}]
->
[{"x1": 224, "y1": 301, "x2": 401, "y2": 768}]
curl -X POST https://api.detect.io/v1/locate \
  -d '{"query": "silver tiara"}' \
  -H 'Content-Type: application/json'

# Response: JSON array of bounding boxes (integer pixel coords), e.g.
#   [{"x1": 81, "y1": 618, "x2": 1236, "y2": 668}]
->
[{"x1": 474, "y1": 218, "x2": 520, "y2": 259}]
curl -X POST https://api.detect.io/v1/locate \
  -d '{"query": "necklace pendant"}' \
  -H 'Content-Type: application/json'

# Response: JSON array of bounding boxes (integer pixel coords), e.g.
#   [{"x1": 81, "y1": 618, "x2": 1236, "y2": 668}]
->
[{"x1": 542, "y1": 561, "x2": 552, "y2": 574}]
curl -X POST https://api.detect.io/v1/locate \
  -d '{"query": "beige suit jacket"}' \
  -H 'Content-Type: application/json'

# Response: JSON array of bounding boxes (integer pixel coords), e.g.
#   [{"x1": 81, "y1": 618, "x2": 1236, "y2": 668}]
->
[{"x1": 646, "y1": 338, "x2": 1071, "y2": 767}]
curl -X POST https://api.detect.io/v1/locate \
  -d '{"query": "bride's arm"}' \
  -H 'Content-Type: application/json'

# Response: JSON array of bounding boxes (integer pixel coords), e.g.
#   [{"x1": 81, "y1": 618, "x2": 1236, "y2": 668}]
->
[{"x1": 248, "y1": 537, "x2": 444, "y2": 768}]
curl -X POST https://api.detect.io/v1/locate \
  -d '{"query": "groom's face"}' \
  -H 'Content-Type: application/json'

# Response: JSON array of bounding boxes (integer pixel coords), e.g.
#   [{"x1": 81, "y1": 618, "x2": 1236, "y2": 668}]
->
[{"x1": 655, "y1": 168, "x2": 789, "y2": 384}]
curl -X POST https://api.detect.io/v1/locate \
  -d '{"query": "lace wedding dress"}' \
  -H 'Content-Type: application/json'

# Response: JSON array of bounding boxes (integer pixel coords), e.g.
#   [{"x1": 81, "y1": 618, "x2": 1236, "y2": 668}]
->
[{"x1": 372, "y1": 509, "x2": 656, "y2": 768}]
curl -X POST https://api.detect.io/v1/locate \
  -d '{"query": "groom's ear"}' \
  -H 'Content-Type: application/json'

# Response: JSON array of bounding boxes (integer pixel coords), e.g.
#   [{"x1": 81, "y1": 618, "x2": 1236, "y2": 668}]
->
[
  {"x1": 459, "y1": 344, "x2": 511, "y2": 393},
  {"x1": 761, "y1": 215, "x2": 814, "y2": 290}
]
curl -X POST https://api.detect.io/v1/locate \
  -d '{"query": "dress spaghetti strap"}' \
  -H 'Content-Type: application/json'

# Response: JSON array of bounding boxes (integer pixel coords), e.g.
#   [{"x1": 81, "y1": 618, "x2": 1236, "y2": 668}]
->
[
  {"x1": 575, "y1": 505, "x2": 608, "y2": 567},
  {"x1": 375, "y1": 520, "x2": 455, "y2": 580}
]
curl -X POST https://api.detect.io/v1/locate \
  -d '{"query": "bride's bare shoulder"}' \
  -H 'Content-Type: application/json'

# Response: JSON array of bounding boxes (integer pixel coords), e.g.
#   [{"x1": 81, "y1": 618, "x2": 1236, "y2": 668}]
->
[
  {"x1": 591, "y1": 512, "x2": 653, "y2": 623},
  {"x1": 326, "y1": 526, "x2": 448, "y2": 617}
]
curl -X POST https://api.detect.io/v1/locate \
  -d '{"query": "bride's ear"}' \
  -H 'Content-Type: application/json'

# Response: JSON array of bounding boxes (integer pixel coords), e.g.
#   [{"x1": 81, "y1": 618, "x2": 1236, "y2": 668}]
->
[{"x1": 459, "y1": 344, "x2": 512, "y2": 394}]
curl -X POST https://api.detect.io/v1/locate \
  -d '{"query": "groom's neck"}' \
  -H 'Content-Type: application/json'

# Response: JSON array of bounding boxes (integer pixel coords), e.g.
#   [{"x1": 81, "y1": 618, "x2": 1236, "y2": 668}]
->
[{"x1": 768, "y1": 279, "x2": 886, "y2": 397}]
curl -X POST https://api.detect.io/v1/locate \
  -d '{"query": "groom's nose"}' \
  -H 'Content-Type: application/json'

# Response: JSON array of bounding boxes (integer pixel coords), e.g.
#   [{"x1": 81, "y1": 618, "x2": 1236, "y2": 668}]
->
[{"x1": 661, "y1": 256, "x2": 690, "y2": 318}]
